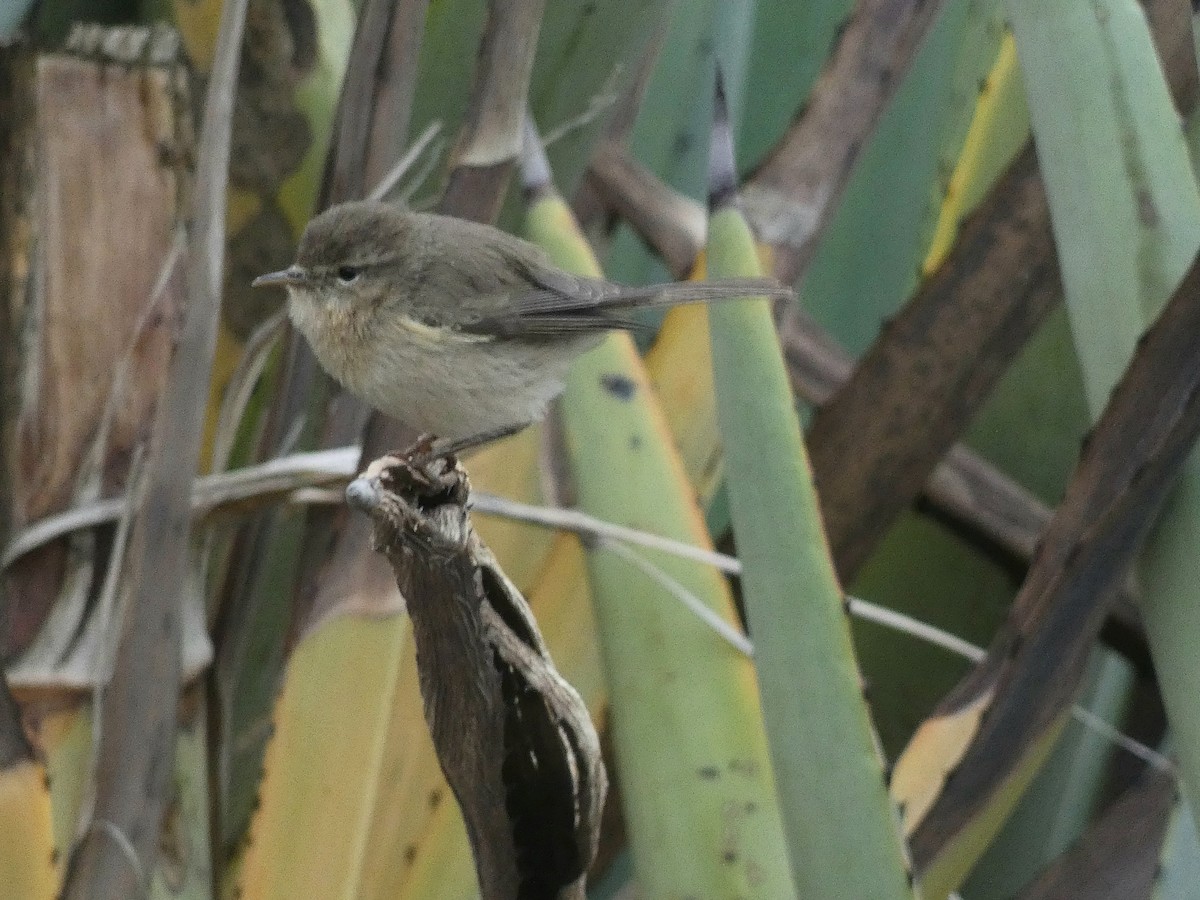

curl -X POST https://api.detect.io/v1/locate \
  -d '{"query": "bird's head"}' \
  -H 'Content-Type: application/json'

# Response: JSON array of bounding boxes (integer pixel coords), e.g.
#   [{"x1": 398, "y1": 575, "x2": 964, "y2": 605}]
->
[{"x1": 251, "y1": 200, "x2": 412, "y2": 313}]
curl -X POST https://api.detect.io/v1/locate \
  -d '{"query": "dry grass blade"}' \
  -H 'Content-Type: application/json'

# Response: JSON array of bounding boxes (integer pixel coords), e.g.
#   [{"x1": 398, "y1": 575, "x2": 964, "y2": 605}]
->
[
  {"x1": 2, "y1": 448, "x2": 358, "y2": 568},
  {"x1": 743, "y1": 0, "x2": 949, "y2": 284},
  {"x1": 439, "y1": 0, "x2": 547, "y2": 221},
  {"x1": 61, "y1": 1, "x2": 248, "y2": 895},
  {"x1": 209, "y1": 310, "x2": 285, "y2": 476},
  {"x1": 367, "y1": 119, "x2": 444, "y2": 203},
  {"x1": 906, "y1": 247, "x2": 1200, "y2": 877},
  {"x1": 596, "y1": 538, "x2": 753, "y2": 657},
  {"x1": 596, "y1": 7, "x2": 671, "y2": 147}
]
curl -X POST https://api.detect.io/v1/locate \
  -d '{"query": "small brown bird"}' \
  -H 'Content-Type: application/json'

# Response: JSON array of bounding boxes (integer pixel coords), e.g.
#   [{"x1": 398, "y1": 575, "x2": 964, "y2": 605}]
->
[{"x1": 253, "y1": 200, "x2": 789, "y2": 446}]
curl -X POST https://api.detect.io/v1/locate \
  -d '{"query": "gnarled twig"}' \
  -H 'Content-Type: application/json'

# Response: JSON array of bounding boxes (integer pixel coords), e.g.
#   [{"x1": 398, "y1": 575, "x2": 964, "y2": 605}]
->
[{"x1": 347, "y1": 454, "x2": 606, "y2": 900}]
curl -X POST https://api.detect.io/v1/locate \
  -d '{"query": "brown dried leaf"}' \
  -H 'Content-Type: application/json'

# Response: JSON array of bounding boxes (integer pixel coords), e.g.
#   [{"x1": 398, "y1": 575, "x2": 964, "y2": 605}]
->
[{"x1": 906, "y1": 247, "x2": 1200, "y2": 878}]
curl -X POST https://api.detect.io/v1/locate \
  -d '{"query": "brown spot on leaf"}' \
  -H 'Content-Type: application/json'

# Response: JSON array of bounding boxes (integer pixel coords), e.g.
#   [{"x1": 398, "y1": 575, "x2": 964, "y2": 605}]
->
[
  {"x1": 1137, "y1": 188, "x2": 1159, "y2": 227},
  {"x1": 600, "y1": 373, "x2": 636, "y2": 400}
]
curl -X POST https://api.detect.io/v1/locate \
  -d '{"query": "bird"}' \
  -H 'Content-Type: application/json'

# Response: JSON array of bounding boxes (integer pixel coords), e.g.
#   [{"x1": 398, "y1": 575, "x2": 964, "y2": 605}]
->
[{"x1": 253, "y1": 199, "x2": 790, "y2": 454}]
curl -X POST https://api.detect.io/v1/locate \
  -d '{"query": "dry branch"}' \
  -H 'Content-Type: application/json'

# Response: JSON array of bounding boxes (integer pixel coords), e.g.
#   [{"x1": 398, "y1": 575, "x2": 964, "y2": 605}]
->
[
  {"x1": 347, "y1": 455, "x2": 606, "y2": 900},
  {"x1": 743, "y1": 0, "x2": 947, "y2": 284},
  {"x1": 908, "y1": 245, "x2": 1200, "y2": 873}
]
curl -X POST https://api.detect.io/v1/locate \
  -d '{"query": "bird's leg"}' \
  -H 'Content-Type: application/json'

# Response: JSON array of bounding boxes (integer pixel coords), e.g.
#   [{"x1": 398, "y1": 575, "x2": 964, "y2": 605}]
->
[
  {"x1": 386, "y1": 425, "x2": 528, "y2": 495},
  {"x1": 419, "y1": 422, "x2": 530, "y2": 462},
  {"x1": 402, "y1": 433, "x2": 438, "y2": 459}
]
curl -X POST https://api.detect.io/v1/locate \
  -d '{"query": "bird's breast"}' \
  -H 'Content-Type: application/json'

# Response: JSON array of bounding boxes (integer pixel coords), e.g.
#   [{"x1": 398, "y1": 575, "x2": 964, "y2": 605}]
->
[
  {"x1": 287, "y1": 292, "x2": 375, "y2": 390},
  {"x1": 289, "y1": 291, "x2": 594, "y2": 439}
]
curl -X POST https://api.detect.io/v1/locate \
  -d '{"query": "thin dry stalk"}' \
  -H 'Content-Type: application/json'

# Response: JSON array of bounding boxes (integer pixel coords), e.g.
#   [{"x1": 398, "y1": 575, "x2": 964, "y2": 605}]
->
[
  {"x1": 320, "y1": 0, "x2": 431, "y2": 208},
  {"x1": 439, "y1": 0, "x2": 547, "y2": 221},
  {"x1": 62, "y1": 2, "x2": 247, "y2": 895}
]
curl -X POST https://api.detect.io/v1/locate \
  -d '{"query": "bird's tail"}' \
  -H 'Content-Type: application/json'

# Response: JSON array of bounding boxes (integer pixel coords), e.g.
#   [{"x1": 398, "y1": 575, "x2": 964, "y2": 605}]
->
[{"x1": 603, "y1": 276, "x2": 792, "y2": 310}]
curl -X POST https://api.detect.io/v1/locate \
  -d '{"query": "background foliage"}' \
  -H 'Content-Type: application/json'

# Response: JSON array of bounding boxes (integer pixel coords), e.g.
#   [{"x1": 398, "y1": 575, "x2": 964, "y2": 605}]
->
[{"x1": 1, "y1": 0, "x2": 1198, "y2": 897}]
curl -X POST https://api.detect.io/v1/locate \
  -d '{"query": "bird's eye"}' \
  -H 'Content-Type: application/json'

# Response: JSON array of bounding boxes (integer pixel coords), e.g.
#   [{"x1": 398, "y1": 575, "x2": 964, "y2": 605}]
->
[{"x1": 336, "y1": 266, "x2": 360, "y2": 284}]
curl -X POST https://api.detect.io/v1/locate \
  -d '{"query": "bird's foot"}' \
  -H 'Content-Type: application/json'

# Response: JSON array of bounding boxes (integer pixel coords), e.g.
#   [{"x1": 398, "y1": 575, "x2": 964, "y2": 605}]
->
[{"x1": 359, "y1": 450, "x2": 467, "y2": 511}]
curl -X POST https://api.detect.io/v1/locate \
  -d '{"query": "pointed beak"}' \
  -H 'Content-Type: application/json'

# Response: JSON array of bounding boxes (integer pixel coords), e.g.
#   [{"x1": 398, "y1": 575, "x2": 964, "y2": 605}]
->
[{"x1": 252, "y1": 266, "x2": 305, "y2": 288}]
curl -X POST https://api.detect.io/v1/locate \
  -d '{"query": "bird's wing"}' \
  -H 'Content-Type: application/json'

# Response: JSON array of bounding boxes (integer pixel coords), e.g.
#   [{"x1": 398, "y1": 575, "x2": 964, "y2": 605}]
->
[
  {"x1": 410, "y1": 213, "x2": 786, "y2": 338},
  {"x1": 409, "y1": 214, "x2": 641, "y2": 338},
  {"x1": 469, "y1": 265, "x2": 646, "y2": 337}
]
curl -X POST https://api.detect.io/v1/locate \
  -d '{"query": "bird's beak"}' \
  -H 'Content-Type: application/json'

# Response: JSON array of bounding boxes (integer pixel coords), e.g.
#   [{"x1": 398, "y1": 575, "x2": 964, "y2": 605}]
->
[{"x1": 252, "y1": 266, "x2": 305, "y2": 288}]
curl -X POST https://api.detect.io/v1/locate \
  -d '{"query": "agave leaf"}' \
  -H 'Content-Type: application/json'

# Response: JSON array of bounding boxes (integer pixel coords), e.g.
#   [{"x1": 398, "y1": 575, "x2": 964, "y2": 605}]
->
[
  {"x1": 237, "y1": 616, "x2": 418, "y2": 899},
  {"x1": 529, "y1": 179, "x2": 795, "y2": 897},
  {"x1": 922, "y1": 34, "x2": 1031, "y2": 272},
  {"x1": 705, "y1": 91, "x2": 913, "y2": 895}
]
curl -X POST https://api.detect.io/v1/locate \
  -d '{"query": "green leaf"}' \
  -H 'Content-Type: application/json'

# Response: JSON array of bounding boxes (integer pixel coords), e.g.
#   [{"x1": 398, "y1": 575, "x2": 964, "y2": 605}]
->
[
  {"x1": 705, "y1": 205, "x2": 914, "y2": 900},
  {"x1": 525, "y1": 193, "x2": 797, "y2": 899}
]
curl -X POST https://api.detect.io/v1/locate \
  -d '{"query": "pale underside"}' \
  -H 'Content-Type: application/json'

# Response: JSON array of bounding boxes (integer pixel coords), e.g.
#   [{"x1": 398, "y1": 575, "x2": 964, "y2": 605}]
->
[{"x1": 289, "y1": 290, "x2": 601, "y2": 440}]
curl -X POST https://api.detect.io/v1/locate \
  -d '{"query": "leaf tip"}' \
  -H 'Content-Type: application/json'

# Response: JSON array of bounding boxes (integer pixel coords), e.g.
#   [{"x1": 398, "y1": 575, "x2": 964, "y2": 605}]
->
[
  {"x1": 708, "y1": 65, "x2": 738, "y2": 213},
  {"x1": 520, "y1": 113, "x2": 554, "y2": 199}
]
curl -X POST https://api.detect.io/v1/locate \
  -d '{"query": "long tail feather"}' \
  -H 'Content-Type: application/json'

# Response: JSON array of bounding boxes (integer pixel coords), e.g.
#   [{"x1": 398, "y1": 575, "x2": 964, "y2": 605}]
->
[{"x1": 604, "y1": 276, "x2": 792, "y2": 310}]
